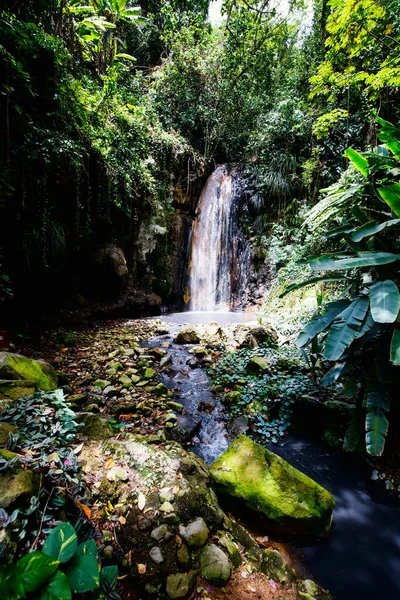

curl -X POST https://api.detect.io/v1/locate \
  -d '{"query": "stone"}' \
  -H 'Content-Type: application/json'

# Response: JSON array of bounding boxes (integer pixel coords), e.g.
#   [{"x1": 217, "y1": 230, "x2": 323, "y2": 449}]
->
[
  {"x1": 0, "y1": 380, "x2": 36, "y2": 402},
  {"x1": 149, "y1": 546, "x2": 164, "y2": 565},
  {"x1": 148, "y1": 348, "x2": 166, "y2": 361},
  {"x1": 94, "y1": 380, "x2": 111, "y2": 390},
  {"x1": 143, "y1": 368, "x2": 156, "y2": 379},
  {"x1": 246, "y1": 356, "x2": 271, "y2": 374},
  {"x1": 165, "y1": 413, "x2": 177, "y2": 423},
  {"x1": 119, "y1": 374, "x2": 132, "y2": 388},
  {"x1": 0, "y1": 468, "x2": 40, "y2": 509},
  {"x1": 261, "y1": 549, "x2": 294, "y2": 583},
  {"x1": 78, "y1": 413, "x2": 114, "y2": 441},
  {"x1": 210, "y1": 435, "x2": 335, "y2": 536},
  {"x1": 160, "y1": 354, "x2": 172, "y2": 368},
  {"x1": 176, "y1": 544, "x2": 190, "y2": 568},
  {"x1": 167, "y1": 415, "x2": 201, "y2": 443},
  {"x1": 166, "y1": 571, "x2": 196, "y2": 599},
  {"x1": 199, "y1": 543, "x2": 232, "y2": 585},
  {"x1": 167, "y1": 401, "x2": 184, "y2": 413},
  {"x1": 173, "y1": 327, "x2": 200, "y2": 345},
  {"x1": 192, "y1": 346, "x2": 208, "y2": 357},
  {"x1": 159, "y1": 487, "x2": 175, "y2": 503},
  {"x1": 178, "y1": 517, "x2": 209, "y2": 549},
  {"x1": 131, "y1": 375, "x2": 141, "y2": 384},
  {"x1": 297, "y1": 579, "x2": 333, "y2": 600},
  {"x1": 159, "y1": 502, "x2": 174, "y2": 514},
  {"x1": 0, "y1": 353, "x2": 58, "y2": 391},
  {"x1": 218, "y1": 535, "x2": 242, "y2": 568},
  {"x1": 153, "y1": 383, "x2": 168, "y2": 396},
  {"x1": 151, "y1": 524, "x2": 168, "y2": 541},
  {"x1": 103, "y1": 385, "x2": 117, "y2": 396},
  {"x1": 123, "y1": 349, "x2": 135, "y2": 357},
  {"x1": 0, "y1": 422, "x2": 16, "y2": 446}
]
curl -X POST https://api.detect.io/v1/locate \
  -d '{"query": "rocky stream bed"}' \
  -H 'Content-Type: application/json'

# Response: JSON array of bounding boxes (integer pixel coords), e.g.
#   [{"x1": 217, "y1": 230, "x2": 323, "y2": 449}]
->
[{"x1": 0, "y1": 314, "x2": 399, "y2": 600}]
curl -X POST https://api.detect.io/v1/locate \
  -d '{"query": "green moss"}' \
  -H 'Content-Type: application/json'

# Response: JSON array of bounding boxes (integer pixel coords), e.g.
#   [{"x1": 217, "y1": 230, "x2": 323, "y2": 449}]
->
[
  {"x1": 210, "y1": 435, "x2": 335, "y2": 536},
  {"x1": 0, "y1": 353, "x2": 58, "y2": 392}
]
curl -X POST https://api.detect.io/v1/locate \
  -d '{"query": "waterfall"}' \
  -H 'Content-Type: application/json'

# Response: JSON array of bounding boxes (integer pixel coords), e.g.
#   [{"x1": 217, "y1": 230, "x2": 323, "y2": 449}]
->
[{"x1": 187, "y1": 166, "x2": 251, "y2": 312}]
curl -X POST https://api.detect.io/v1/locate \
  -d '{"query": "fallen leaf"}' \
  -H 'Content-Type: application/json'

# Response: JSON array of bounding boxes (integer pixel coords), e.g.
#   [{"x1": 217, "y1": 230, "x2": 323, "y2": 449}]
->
[
  {"x1": 73, "y1": 442, "x2": 84, "y2": 455},
  {"x1": 137, "y1": 563, "x2": 146, "y2": 574},
  {"x1": 107, "y1": 500, "x2": 114, "y2": 512},
  {"x1": 269, "y1": 579, "x2": 277, "y2": 590},
  {"x1": 256, "y1": 536, "x2": 269, "y2": 547},
  {"x1": 105, "y1": 458, "x2": 115, "y2": 470},
  {"x1": 176, "y1": 535, "x2": 182, "y2": 544},
  {"x1": 76, "y1": 501, "x2": 91, "y2": 520},
  {"x1": 119, "y1": 516, "x2": 126, "y2": 525},
  {"x1": 138, "y1": 492, "x2": 146, "y2": 511}
]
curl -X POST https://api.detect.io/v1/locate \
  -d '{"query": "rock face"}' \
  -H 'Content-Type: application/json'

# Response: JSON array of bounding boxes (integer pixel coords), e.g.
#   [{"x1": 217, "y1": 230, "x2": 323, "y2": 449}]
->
[
  {"x1": 261, "y1": 549, "x2": 294, "y2": 583},
  {"x1": 210, "y1": 435, "x2": 335, "y2": 536},
  {"x1": 0, "y1": 467, "x2": 40, "y2": 509},
  {"x1": 93, "y1": 245, "x2": 128, "y2": 299},
  {"x1": 0, "y1": 352, "x2": 58, "y2": 392}
]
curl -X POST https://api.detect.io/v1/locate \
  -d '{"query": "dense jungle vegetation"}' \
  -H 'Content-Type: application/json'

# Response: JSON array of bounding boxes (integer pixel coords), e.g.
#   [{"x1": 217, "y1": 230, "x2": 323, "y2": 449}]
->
[{"x1": 1, "y1": 0, "x2": 400, "y2": 598}]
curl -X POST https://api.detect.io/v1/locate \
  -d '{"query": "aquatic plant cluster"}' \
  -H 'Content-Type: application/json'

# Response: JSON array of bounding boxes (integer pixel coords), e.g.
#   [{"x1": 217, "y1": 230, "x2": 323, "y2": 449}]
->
[{"x1": 208, "y1": 344, "x2": 331, "y2": 445}]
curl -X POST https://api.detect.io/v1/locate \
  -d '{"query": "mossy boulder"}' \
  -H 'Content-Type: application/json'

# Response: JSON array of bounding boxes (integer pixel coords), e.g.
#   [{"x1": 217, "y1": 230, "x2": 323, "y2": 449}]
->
[
  {"x1": 261, "y1": 549, "x2": 294, "y2": 583},
  {"x1": 77, "y1": 412, "x2": 114, "y2": 440},
  {"x1": 0, "y1": 379, "x2": 36, "y2": 401},
  {"x1": 0, "y1": 422, "x2": 16, "y2": 445},
  {"x1": 224, "y1": 391, "x2": 241, "y2": 405},
  {"x1": 178, "y1": 517, "x2": 209, "y2": 549},
  {"x1": 217, "y1": 534, "x2": 242, "y2": 567},
  {"x1": 210, "y1": 435, "x2": 335, "y2": 536},
  {"x1": 173, "y1": 327, "x2": 200, "y2": 345},
  {"x1": 0, "y1": 353, "x2": 58, "y2": 391},
  {"x1": 166, "y1": 571, "x2": 197, "y2": 599},
  {"x1": 0, "y1": 467, "x2": 40, "y2": 509},
  {"x1": 199, "y1": 543, "x2": 231, "y2": 585},
  {"x1": 297, "y1": 579, "x2": 333, "y2": 600}
]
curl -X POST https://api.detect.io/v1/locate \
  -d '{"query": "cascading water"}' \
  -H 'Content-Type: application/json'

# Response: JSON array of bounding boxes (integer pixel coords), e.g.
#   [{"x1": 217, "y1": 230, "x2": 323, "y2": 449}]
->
[{"x1": 187, "y1": 166, "x2": 251, "y2": 311}]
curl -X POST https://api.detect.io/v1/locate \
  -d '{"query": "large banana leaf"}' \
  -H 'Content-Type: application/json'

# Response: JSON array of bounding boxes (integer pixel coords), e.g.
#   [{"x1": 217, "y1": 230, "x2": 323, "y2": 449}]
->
[
  {"x1": 390, "y1": 329, "x2": 400, "y2": 365},
  {"x1": 295, "y1": 299, "x2": 349, "y2": 348},
  {"x1": 376, "y1": 115, "x2": 400, "y2": 159},
  {"x1": 326, "y1": 223, "x2": 355, "y2": 238},
  {"x1": 321, "y1": 361, "x2": 346, "y2": 386},
  {"x1": 378, "y1": 184, "x2": 400, "y2": 218},
  {"x1": 310, "y1": 252, "x2": 400, "y2": 271},
  {"x1": 365, "y1": 390, "x2": 390, "y2": 456},
  {"x1": 324, "y1": 296, "x2": 370, "y2": 360},
  {"x1": 280, "y1": 274, "x2": 347, "y2": 298},
  {"x1": 351, "y1": 219, "x2": 400, "y2": 242},
  {"x1": 370, "y1": 280, "x2": 400, "y2": 323},
  {"x1": 344, "y1": 147, "x2": 369, "y2": 177},
  {"x1": 343, "y1": 407, "x2": 364, "y2": 452}
]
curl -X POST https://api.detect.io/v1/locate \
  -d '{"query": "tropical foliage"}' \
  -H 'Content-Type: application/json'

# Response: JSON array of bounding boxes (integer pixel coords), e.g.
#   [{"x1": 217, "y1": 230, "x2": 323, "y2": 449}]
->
[{"x1": 284, "y1": 117, "x2": 400, "y2": 456}]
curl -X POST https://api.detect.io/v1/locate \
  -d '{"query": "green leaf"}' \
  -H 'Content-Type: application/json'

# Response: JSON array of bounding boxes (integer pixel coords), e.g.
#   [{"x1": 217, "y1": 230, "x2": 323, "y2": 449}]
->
[
  {"x1": 100, "y1": 565, "x2": 118, "y2": 591},
  {"x1": 376, "y1": 116, "x2": 400, "y2": 159},
  {"x1": 66, "y1": 555, "x2": 100, "y2": 593},
  {"x1": 326, "y1": 223, "x2": 355, "y2": 238},
  {"x1": 15, "y1": 552, "x2": 59, "y2": 594},
  {"x1": 351, "y1": 219, "x2": 400, "y2": 242},
  {"x1": 365, "y1": 390, "x2": 390, "y2": 456},
  {"x1": 310, "y1": 252, "x2": 400, "y2": 271},
  {"x1": 280, "y1": 275, "x2": 347, "y2": 298},
  {"x1": 42, "y1": 523, "x2": 78, "y2": 563},
  {"x1": 378, "y1": 184, "x2": 400, "y2": 218},
  {"x1": 322, "y1": 362, "x2": 346, "y2": 386},
  {"x1": 114, "y1": 53, "x2": 136, "y2": 62},
  {"x1": 343, "y1": 408, "x2": 363, "y2": 452},
  {"x1": 76, "y1": 539, "x2": 97, "y2": 557},
  {"x1": 370, "y1": 280, "x2": 400, "y2": 323},
  {"x1": 39, "y1": 570, "x2": 72, "y2": 600},
  {"x1": 390, "y1": 329, "x2": 400, "y2": 365},
  {"x1": 344, "y1": 147, "x2": 369, "y2": 177},
  {"x1": 296, "y1": 300, "x2": 349, "y2": 348},
  {"x1": 324, "y1": 296, "x2": 370, "y2": 360}
]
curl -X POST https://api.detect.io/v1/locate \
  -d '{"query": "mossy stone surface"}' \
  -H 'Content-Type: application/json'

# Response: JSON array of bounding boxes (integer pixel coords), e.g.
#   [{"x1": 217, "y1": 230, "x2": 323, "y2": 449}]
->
[
  {"x1": 78, "y1": 412, "x2": 114, "y2": 440},
  {"x1": 0, "y1": 352, "x2": 58, "y2": 391},
  {"x1": 210, "y1": 435, "x2": 335, "y2": 536},
  {"x1": 0, "y1": 379, "x2": 36, "y2": 401},
  {"x1": 0, "y1": 468, "x2": 40, "y2": 509},
  {"x1": 246, "y1": 356, "x2": 271, "y2": 373},
  {"x1": 199, "y1": 543, "x2": 232, "y2": 585},
  {"x1": 261, "y1": 549, "x2": 294, "y2": 583},
  {"x1": 166, "y1": 571, "x2": 197, "y2": 599}
]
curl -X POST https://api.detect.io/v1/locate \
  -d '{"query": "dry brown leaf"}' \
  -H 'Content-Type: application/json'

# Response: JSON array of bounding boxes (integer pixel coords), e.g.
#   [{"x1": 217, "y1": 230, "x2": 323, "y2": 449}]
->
[
  {"x1": 138, "y1": 492, "x2": 146, "y2": 511},
  {"x1": 118, "y1": 516, "x2": 126, "y2": 525},
  {"x1": 105, "y1": 458, "x2": 115, "y2": 470},
  {"x1": 137, "y1": 563, "x2": 146, "y2": 574},
  {"x1": 76, "y1": 501, "x2": 91, "y2": 520},
  {"x1": 176, "y1": 535, "x2": 182, "y2": 544},
  {"x1": 256, "y1": 536, "x2": 269, "y2": 547}
]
